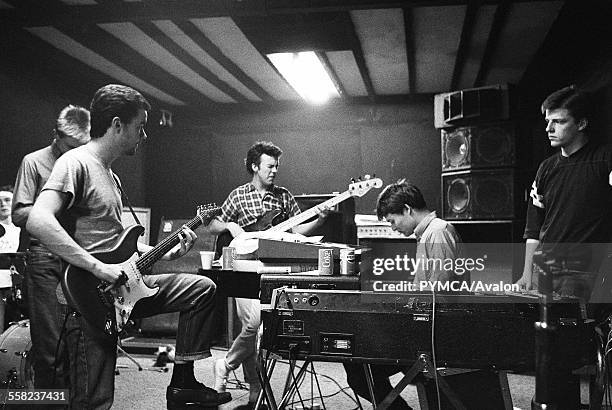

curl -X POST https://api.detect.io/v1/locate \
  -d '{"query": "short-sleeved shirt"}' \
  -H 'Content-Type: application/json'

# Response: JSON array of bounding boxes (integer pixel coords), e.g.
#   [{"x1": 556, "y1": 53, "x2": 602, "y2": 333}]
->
[
  {"x1": 42, "y1": 146, "x2": 124, "y2": 253},
  {"x1": 13, "y1": 141, "x2": 63, "y2": 217},
  {"x1": 220, "y1": 182, "x2": 300, "y2": 228},
  {"x1": 524, "y1": 142, "x2": 612, "y2": 267}
]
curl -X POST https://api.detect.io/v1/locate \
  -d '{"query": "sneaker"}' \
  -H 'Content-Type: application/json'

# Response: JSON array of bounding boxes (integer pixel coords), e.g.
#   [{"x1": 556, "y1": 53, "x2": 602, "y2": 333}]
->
[{"x1": 213, "y1": 358, "x2": 229, "y2": 393}]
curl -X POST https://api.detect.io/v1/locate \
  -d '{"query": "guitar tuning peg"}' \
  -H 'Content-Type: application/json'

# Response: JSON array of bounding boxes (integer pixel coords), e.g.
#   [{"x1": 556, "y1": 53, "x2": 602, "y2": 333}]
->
[
  {"x1": 364, "y1": 174, "x2": 371, "y2": 180},
  {"x1": 350, "y1": 178, "x2": 355, "y2": 183}
]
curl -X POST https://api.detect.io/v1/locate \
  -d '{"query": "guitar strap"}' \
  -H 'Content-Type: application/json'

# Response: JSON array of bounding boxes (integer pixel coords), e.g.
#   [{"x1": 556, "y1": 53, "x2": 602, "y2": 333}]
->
[{"x1": 112, "y1": 174, "x2": 143, "y2": 256}]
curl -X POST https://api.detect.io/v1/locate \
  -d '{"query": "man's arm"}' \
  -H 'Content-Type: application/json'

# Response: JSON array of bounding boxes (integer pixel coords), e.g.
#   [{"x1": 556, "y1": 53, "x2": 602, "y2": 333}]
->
[
  {"x1": 11, "y1": 158, "x2": 38, "y2": 228},
  {"x1": 424, "y1": 228, "x2": 460, "y2": 283},
  {"x1": 136, "y1": 226, "x2": 198, "y2": 261},
  {"x1": 206, "y1": 217, "x2": 244, "y2": 238},
  {"x1": 26, "y1": 190, "x2": 122, "y2": 284},
  {"x1": 291, "y1": 211, "x2": 329, "y2": 236},
  {"x1": 516, "y1": 177, "x2": 545, "y2": 290},
  {"x1": 516, "y1": 239, "x2": 540, "y2": 290}
]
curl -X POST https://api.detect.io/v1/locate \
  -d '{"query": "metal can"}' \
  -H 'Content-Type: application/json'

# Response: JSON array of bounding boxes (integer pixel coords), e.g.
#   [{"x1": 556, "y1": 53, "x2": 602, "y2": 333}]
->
[
  {"x1": 318, "y1": 248, "x2": 334, "y2": 276},
  {"x1": 340, "y1": 248, "x2": 355, "y2": 276},
  {"x1": 222, "y1": 246, "x2": 236, "y2": 270}
]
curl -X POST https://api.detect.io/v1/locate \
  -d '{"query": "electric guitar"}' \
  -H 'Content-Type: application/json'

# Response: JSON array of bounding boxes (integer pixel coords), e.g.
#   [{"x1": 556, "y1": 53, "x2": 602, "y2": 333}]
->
[
  {"x1": 61, "y1": 204, "x2": 221, "y2": 338},
  {"x1": 215, "y1": 176, "x2": 383, "y2": 255}
]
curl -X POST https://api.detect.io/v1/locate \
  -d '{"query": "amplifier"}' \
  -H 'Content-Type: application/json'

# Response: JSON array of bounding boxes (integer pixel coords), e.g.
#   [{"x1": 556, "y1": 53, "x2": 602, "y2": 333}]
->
[
  {"x1": 262, "y1": 290, "x2": 595, "y2": 371},
  {"x1": 260, "y1": 274, "x2": 360, "y2": 304}
]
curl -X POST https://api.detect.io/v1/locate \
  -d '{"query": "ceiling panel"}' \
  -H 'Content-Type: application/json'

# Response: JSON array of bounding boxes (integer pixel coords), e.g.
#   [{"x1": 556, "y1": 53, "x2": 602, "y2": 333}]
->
[
  {"x1": 351, "y1": 9, "x2": 409, "y2": 95},
  {"x1": 413, "y1": 5, "x2": 466, "y2": 94},
  {"x1": 485, "y1": 0, "x2": 563, "y2": 85},
  {"x1": 151, "y1": 20, "x2": 261, "y2": 103},
  {"x1": 25, "y1": 26, "x2": 185, "y2": 105},
  {"x1": 1, "y1": 0, "x2": 582, "y2": 116},
  {"x1": 98, "y1": 22, "x2": 235, "y2": 103},
  {"x1": 190, "y1": 17, "x2": 300, "y2": 101},
  {"x1": 326, "y1": 50, "x2": 368, "y2": 97},
  {"x1": 455, "y1": 4, "x2": 496, "y2": 90}
]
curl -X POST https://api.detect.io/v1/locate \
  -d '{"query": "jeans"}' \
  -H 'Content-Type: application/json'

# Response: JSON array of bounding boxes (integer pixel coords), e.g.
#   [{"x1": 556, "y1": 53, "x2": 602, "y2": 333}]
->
[
  {"x1": 26, "y1": 245, "x2": 71, "y2": 390},
  {"x1": 66, "y1": 272, "x2": 218, "y2": 409},
  {"x1": 225, "y1": 298, "x2": 260, "y2": 386}
]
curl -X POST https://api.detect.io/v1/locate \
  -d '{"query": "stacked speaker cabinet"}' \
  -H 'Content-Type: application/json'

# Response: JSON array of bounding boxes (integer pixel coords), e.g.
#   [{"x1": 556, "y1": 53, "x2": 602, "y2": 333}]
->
[
  {"x1": 435, "y1": 84, "x2": 525, "y2": 279},
  {"x1": 435, "y1": 84, "x2": 523, "y2": 222}
]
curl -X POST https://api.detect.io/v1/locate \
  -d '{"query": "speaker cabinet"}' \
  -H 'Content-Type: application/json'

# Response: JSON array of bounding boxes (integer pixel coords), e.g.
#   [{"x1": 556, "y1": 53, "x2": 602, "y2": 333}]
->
[
  {"x1": 294, "y1": 194, "x2": 357, "y2": 245},
  {"x1": 442, "y1": 169, "x2": 520, "y2": 220},
  {"x1": 434, "y1": 84, "x2": 513, "y2": 129},
  {"x1": 441, "y1": 122, "x2": 516, "y2": 172}
]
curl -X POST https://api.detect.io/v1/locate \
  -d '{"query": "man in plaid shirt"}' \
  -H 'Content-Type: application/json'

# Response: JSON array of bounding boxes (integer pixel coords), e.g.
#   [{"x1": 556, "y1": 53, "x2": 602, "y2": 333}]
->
[{"x1": 209, "y1": 141, "x2": 327, "y2": 409}]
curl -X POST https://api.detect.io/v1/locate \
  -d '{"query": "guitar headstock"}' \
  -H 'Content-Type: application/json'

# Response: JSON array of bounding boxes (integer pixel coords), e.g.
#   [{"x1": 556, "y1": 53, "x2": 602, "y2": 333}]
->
[
  {"x1": 348, "y1": 175, "x2": 383, "y2": 197},
  {"x1": 197, "y1": 204, "x2": 222, "y2": 225}
]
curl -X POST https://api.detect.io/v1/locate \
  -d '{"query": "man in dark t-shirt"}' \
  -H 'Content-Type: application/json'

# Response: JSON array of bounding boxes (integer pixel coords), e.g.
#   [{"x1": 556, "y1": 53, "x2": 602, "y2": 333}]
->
[
  {"x1": 516, "y1": 86, "x2": 612, "y2": 410},
  {"x1": 517, "y1": 85, "x2": 612, "y2": 298}
]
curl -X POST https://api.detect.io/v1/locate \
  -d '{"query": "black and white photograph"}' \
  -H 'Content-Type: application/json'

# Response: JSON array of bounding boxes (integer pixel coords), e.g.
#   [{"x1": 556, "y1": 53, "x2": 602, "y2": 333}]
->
[{"x1": 1, "y1": 0, "x2": 612, "y2": 409}]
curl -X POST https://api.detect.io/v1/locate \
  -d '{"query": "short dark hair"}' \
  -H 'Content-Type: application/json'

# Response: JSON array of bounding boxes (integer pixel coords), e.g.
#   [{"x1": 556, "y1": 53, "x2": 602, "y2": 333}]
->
[
  {"x1": 541, "y1": 85, "x2": 592, "y2": 127},
  {"x1": 55, "y1": 105, "x2": 90, "y2": 140},
  {"x1": 245, "y1": 141, "x2": 282, "y2": 174},
  {"x1": 376, "y1": 179, "x2": 427, "y2": 220},
  {"x1": 0, "y1": 185, "x2": 14, "y2": 193},
  {"x1": 89, "y1": 84, "x2": 151, "y2": 139}
]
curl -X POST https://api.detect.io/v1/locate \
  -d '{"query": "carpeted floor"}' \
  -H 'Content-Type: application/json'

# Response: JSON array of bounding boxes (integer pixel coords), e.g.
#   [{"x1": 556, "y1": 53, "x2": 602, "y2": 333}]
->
[{"x1": 110, "y1": 347, "x2": 594, "y2": 410}]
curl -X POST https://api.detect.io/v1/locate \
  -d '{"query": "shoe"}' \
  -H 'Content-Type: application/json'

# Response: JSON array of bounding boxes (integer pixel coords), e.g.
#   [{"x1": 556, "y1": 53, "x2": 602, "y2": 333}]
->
[
  {"x1": 213, "y1": 358, "x2": 229, "y2": 393},
  {"x1": 166, "y1": 384, "x2": 232, "y2": 408}
]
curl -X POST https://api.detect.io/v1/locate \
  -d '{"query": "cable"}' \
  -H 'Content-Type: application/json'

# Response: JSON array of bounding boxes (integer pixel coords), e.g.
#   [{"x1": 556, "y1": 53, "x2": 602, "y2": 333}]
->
[
  {"x1": 272, "y1": 359, "x2": 360, "y2": 407},
  {"x1": 429, "y1": 288, "x2": 442, "y2": 410}
]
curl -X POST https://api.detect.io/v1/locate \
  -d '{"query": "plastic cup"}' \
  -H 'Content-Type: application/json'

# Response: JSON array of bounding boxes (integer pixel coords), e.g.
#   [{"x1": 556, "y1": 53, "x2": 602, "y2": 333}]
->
[{"x1": 199, "y1": 251, "x2": 215, "y2": 269}]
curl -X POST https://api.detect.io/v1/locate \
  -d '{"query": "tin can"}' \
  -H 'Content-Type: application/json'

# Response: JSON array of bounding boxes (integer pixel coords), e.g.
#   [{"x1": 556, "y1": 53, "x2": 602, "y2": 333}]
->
[
  {"x1": 318, "y1": 248, "x2": 334, "y2": 276},
  {"x1": 340, "y1": 248, "x2": 355, "y2": 276},
  {"x1": 222, "y1": 246, "x2": 236, "y2": 270}
]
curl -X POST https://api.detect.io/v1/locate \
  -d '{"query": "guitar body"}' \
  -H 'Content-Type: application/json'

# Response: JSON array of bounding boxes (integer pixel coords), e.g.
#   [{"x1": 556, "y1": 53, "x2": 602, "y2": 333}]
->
[
  {"x1": 214, "y1": 209, "x2": 286, "y2": 257},
  {"x1": 62, "y1": 225, "x2": 158, "y2": 339}
]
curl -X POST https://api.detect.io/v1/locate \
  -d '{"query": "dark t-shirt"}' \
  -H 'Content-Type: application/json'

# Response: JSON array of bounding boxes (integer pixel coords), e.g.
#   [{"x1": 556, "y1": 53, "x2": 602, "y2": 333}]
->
[{"x1": 524, "y1": 142, "x2": 612, "y2": 267}]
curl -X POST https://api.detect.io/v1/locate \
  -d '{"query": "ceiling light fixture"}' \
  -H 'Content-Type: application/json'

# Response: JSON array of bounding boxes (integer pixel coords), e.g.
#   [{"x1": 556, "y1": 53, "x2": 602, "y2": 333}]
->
[{"x1": 267, "y1": 51, "x2": 340, "y2": 104}]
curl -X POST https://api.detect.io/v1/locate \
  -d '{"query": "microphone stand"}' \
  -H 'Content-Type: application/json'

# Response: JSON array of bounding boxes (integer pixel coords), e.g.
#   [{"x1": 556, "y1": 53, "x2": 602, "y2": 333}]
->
[{"x1": 531, "y1": 251, "x2": 559, "y2": 409}]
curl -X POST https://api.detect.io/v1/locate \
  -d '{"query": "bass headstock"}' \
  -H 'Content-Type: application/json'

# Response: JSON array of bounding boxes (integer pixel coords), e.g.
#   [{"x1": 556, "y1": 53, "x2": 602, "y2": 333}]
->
[
  {"x1": 197, "y1": 203, "x2": 222, "y2": 225},
  {"x1": 348, "y1": 175, "x2": 383, "y2": 197}
]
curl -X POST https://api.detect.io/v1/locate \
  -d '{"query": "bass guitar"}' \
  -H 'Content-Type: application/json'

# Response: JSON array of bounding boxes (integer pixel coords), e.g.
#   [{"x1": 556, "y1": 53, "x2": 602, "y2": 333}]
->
[
  {"x1": 215, "y1": 176, "x2": 383, "y2": 255},
  {"x1": 62, "y1": 204, "x2": 220, "y2": 338}
]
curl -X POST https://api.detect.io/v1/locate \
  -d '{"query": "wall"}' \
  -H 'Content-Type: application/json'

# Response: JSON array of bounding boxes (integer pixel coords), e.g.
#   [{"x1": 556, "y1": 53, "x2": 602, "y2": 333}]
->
[
  {"x1": 0, "y1": 59, "x2": 146, "y2": 206},
  {"x1": 145, "y1": 97, "x2": 441, "y2": 240}
]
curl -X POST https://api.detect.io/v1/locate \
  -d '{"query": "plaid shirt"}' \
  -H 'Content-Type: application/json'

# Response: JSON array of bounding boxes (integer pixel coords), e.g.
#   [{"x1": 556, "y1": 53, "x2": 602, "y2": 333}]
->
[{"x1": 220, "y1": 182, "x2": 300, "y2": 228}]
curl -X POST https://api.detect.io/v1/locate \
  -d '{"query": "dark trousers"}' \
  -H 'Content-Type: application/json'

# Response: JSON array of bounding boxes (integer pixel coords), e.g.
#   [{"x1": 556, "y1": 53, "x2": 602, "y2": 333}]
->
[
  {"x1": 66, "y1": 272, "x2": 218, "y2": 409},
  {"x1": 343, "y1": 363, "x2": 411, "y2": 409}
]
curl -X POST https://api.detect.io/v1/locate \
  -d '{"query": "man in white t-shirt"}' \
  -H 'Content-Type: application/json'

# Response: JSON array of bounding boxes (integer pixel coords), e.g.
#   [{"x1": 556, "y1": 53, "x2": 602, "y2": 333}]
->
[{"x1": 0, "y1": 185, "x2": 21, "y2": 331}]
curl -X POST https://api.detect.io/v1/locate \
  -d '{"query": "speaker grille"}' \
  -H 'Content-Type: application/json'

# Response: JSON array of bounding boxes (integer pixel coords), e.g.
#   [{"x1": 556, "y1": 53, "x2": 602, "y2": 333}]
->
[
  {"x1": 442, "y1": 170, "x2": 517, "y2": 220},
  {"x1": 441, "y1": 122, "x2": 516, "y2": 171},
  {"x1": 447, "y1": 178, "x2": 470, "y2": 214},
  {"x1": 444, "y1": 130, "x2": 469, "y2": 168}
]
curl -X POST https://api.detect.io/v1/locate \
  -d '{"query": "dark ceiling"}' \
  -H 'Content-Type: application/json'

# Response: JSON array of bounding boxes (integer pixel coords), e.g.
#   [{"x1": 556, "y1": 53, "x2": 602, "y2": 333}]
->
[{"x1": 1, "y1": 0, "x2": 610, "y2": 122}]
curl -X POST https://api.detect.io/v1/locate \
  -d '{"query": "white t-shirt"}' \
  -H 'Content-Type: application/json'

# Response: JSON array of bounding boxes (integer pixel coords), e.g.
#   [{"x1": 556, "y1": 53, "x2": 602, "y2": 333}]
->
[{"x1": 0, "y1": 221, "x2": 20, "y2": 288}]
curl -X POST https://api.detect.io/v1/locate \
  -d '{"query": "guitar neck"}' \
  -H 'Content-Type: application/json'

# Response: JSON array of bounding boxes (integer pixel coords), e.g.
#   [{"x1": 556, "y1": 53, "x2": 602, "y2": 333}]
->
[
  {"x1": 135, "y1": 214, "x2": 205, "y2": 272},
  {"x1": 268, "y1": 191, "x2": 352, "y2": 233}
]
